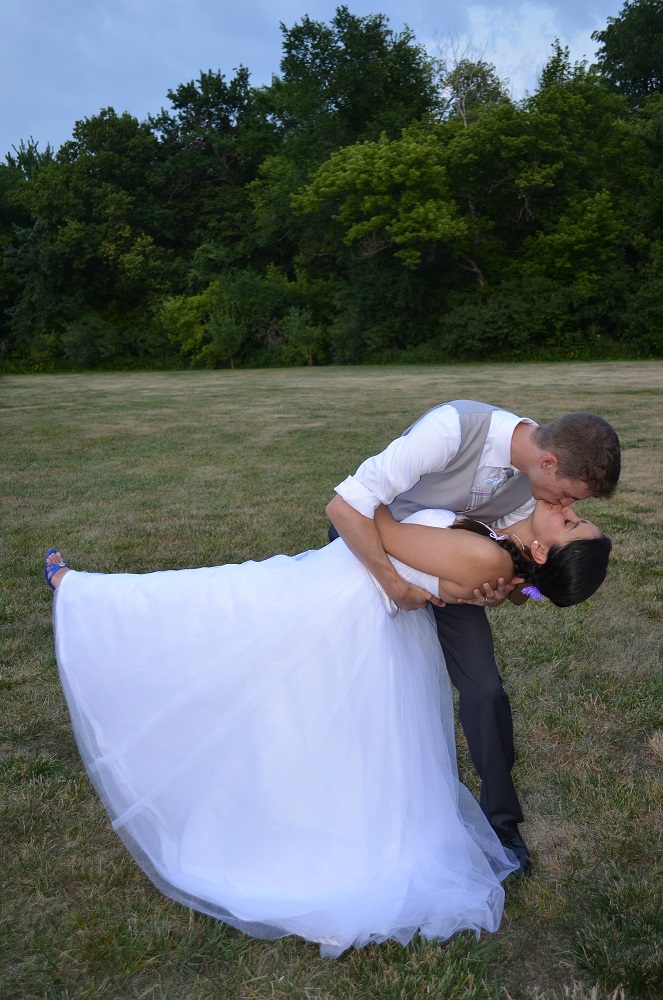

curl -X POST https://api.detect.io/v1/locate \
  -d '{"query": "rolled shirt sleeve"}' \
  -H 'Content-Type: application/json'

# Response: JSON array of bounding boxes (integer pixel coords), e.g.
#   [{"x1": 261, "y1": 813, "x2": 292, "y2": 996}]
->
[{"x1": 334, "y1": 405, "x2": 462, "y2": 518}]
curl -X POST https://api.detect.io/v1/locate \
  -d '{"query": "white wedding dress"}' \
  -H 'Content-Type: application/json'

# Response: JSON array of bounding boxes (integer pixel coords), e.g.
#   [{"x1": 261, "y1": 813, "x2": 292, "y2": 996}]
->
[{"x1": 53, "y1": 509, "x2": 517, "y2": 957}]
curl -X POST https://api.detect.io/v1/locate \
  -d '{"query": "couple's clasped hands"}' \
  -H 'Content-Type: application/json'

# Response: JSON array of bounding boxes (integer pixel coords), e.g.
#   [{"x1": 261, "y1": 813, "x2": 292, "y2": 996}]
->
[{"x1": 390, "y1": 575, "x2": 525, "y2": 612}]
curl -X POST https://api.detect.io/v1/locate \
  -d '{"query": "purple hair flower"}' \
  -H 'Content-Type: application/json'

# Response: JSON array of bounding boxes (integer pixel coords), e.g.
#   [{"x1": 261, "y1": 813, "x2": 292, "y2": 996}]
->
[{"x1": 522, "y1": 585, "x2": 544, "y2": 602}]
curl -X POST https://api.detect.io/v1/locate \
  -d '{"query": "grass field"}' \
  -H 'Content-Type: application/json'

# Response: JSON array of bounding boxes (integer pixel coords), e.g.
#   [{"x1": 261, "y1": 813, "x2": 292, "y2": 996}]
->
[{"x1": 1, "y1": 362, "x2": 662, "y2": 1000}]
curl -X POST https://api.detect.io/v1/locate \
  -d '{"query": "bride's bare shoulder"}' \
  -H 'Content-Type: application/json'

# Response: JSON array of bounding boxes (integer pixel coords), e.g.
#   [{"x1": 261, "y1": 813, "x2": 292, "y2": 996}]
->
[
  {"x1": 436, "y1": 528, "x2": 514, "y2": 596},
  {"x1": 376, "y1": 514, "x2": 513, "y2": 586}
]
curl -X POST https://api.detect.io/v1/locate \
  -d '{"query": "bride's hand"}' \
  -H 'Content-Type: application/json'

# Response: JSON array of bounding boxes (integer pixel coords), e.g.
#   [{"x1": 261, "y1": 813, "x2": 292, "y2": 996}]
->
[{"x1": 456, "y1": 576, "x2": 524, "y2": 608}]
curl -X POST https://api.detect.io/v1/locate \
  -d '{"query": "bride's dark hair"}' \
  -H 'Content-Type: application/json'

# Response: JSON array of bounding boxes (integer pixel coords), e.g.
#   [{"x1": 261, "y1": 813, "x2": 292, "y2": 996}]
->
[{"x1": 449, "y1": 520, "x2": 612, "y2": 608}]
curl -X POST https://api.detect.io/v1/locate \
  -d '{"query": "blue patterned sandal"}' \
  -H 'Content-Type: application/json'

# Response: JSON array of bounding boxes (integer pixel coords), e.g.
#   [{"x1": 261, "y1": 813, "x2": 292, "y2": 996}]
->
[{"x1": 44, "y1": 549, "x2": 69, "y2": 590}]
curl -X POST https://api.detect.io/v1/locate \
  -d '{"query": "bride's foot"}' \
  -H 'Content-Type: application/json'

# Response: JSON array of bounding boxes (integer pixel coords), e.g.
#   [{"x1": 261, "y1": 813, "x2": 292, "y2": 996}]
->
[{"x1": 44, "y1": 549, "x2": 71, "y2": 590}]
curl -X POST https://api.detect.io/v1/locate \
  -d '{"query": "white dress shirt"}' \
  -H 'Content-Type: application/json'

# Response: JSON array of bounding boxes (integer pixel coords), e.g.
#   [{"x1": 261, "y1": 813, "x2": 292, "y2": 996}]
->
[{"x1": 335, "y1": 404, "x2": 537, "y2": 528}]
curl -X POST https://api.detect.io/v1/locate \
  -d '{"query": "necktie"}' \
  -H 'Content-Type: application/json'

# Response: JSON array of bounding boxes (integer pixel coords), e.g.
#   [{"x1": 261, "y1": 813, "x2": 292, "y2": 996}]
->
[{"x1": 466, "y1": 468, "x2": 514, "y2": 511}]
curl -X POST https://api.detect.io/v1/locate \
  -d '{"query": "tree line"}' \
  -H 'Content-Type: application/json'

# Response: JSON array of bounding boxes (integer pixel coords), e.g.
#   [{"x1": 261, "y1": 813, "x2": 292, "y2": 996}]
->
[{"x1": 1, "y1": 0, "x2": 662, "y2": 370}]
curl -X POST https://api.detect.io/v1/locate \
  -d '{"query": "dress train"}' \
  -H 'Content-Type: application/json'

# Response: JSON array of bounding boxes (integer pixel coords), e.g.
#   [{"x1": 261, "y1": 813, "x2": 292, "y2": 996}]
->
[{"x1": 53, "y1": 515, "x2": 516, "y2": 957}]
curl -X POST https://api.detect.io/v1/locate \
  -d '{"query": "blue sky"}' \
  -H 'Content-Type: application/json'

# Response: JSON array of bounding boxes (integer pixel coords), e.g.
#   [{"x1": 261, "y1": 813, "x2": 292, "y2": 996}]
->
[{"x1": 1, "y1": 0, "x2": 622, "y2": 158}]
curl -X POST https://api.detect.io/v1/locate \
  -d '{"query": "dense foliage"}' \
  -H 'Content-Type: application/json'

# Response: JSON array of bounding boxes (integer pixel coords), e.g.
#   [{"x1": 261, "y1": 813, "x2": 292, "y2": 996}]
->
[{"x1": 1, "y1": 2, "x2": 662, "y2": 369}]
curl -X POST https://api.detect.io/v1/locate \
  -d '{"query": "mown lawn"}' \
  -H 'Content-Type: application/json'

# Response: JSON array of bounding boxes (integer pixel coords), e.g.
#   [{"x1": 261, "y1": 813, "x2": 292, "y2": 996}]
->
[{"x1": 1, "y1": 362, "x2": 661, "y2": 1000}]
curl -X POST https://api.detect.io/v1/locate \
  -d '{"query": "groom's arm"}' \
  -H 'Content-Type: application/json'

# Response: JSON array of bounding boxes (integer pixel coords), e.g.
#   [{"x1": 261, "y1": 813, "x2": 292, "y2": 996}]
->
[
  {"x1": 326, "y1": 495, "x2": 446, "y2": 610},
  {"x1": 327, "y1": 406, "x2": 461, "y2": 610}
]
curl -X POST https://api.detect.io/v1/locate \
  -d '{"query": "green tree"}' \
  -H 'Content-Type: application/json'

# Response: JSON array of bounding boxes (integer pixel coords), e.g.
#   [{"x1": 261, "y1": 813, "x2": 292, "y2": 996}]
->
[
  {"x1": 327, "y1": 253, "x2": 426, "y2": 362},
  {"x1": 250, "y1": 5, "x2": 439, "y2": 273},
  {"x1": 4, "y1": 137, "x2": 55, "y2": 179},
  {"x1": 440, "y1": 58, "x2": 511, "y2": 126},
  {"x1": 623, "y1": 243, "x2": 663, "y2": 352},
  {"x1": 161, "y1": 269, "x2": 293, "y2": 368},
  {"x1": 0, "y1": 140, "x2": 55, "y2": 355},
  {"x1": 149, "y1": 68, "x2": 277, "y2": 258},
  {"x1": 159, "y1": 284, "x2": 218, "y2": 363},
  {"x1": 280, "y1": 305, "x2": 325, "y2": 365},
  {"x1": 270, "y1": 5, "x2": 438, "y2": 157},
  {"x1": 3, "y1": 219, "x2": 75, "y2": 362},
  {"x1": 617, "y1": 94, "x2": 663, "y2": 352},
  {"x1": 5, "y1": 109, "x2": 174, "y2": 364},
  {"x1": 520, "y1": 191, "x2": 621, "y2": 284},
  {"x1": 593, "y1": 0, "x2": 663, "y2": 106},
  {"x1": 293, "y1": 124, "x2": 469, "y2": 270},
  {"x1": 523, "y1": 45, "x2": 631, "y2": 226},
  {"x1": 0, "y1": 138, "x2": 53, "y2": 356},
  {"x1": 207, "y1": 293, "x2": 250, "y2": 370}
]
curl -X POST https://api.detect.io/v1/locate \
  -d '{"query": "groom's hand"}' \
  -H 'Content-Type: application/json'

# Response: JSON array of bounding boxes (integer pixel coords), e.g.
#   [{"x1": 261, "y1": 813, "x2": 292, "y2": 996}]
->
[
  {"x1": 456, "y1": 576, "x2": 524, "y2": 608},
  {"x1": 392, "y1": 580, "x2": 446, "y2": 611}
]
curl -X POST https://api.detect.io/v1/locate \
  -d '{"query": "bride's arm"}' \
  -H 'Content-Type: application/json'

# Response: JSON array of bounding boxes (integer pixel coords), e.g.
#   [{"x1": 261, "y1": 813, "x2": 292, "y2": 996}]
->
[{"x1": 374, "y1": 505, "x2": 514, "y2": 601}]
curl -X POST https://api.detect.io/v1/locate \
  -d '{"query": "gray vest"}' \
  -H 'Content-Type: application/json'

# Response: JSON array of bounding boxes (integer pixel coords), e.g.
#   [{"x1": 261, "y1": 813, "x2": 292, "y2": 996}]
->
[{"x1": 388, "y1": 400, "x2": 532, "y2": 522}]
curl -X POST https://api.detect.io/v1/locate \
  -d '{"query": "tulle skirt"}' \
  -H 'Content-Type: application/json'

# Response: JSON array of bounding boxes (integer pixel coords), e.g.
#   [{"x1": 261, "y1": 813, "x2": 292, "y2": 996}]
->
[{"x1": 53, "y1": 539, "x2": 516, "y2": 957}]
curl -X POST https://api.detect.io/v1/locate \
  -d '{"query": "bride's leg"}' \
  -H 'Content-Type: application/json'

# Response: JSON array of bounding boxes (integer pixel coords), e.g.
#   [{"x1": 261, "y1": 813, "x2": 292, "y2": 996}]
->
[{"x1": 44, "y1": 549, "x2": 71, "y2": 590}]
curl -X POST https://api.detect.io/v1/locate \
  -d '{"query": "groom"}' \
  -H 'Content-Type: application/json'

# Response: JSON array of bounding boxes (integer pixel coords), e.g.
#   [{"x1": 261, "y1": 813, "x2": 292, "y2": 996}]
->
[{"x1": 326, "y1": 400, "x2": 620, "y2": 876}]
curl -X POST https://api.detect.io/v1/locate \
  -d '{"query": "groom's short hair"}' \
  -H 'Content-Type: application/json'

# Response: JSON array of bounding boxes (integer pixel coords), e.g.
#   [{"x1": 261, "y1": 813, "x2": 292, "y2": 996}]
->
[{"x1": 532, "y1": 413, "x2": 621, "y2": 498}]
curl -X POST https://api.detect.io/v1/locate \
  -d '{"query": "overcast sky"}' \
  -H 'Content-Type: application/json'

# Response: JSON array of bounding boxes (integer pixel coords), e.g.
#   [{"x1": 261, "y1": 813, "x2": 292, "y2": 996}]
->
[{"x1": 1, "y1": 0, "x2": 622, "y2": 158}]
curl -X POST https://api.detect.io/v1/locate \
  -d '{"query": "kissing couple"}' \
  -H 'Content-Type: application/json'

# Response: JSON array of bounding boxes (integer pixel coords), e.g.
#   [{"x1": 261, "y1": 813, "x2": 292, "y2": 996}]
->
[{"x1": 46, "y1": 398, "x2": 619, "y2": 957}]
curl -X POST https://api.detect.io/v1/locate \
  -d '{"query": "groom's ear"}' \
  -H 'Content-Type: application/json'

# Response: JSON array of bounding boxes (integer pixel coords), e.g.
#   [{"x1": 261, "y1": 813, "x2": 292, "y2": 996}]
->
[{"x1": 539, "y1": 452, "x2": 559, "y2": 472}]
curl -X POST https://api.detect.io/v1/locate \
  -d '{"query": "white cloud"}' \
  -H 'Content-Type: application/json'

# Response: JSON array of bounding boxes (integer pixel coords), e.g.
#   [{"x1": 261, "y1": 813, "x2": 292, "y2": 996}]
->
[
  {"x1": 463, "y1": 1, "x2": 611, "y2": 98},
  {"x1": 466, "y1": 3, "x2": 563, "y2": 96}
]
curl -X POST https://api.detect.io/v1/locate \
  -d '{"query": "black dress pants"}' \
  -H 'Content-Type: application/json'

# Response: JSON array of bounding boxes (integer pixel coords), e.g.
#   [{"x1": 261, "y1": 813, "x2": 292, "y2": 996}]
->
[{"x1": 432, "y1": 602, "x2": 523, "y2": 832}]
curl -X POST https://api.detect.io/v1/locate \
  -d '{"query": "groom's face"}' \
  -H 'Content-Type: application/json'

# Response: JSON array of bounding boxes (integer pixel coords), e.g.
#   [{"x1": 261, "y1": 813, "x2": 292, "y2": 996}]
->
[{"x1": 528, "y1": 460, "x2": 592, "y2": 506}]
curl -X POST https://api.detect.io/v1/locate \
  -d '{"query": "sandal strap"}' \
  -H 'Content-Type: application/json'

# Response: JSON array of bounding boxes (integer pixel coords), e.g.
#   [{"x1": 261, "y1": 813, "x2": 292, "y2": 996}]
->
[{"x1": 44, "y1": 553, "x2": 69, "y2": 589}]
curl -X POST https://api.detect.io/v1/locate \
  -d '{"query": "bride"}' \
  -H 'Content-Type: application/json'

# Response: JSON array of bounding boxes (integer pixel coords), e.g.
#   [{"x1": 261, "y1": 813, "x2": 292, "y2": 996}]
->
[{"x1": 45, "y1": 501, "x2": 610, "y2": 958}]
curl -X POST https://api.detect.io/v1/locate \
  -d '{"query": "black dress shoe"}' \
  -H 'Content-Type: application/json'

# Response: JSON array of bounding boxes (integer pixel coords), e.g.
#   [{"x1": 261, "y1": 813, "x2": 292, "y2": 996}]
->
[{"x1": 494, "y1": 825, "x2": 532, "y2": 877}]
